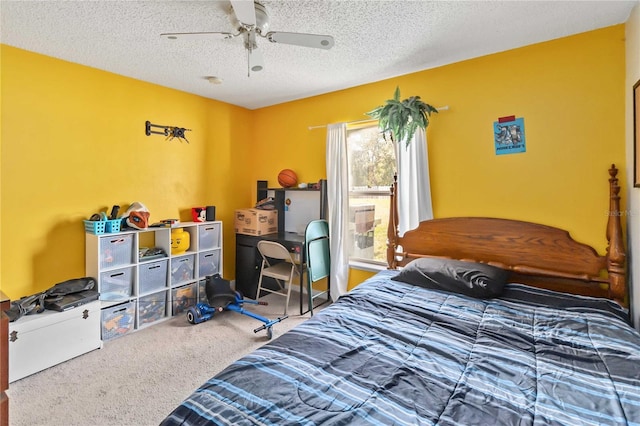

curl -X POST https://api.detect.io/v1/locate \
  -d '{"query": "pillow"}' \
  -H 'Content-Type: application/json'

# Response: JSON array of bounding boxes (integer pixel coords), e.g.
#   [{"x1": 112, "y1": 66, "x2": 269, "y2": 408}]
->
[{"x1": 391, "y1": 257, "x2": 509, "y2": 298}]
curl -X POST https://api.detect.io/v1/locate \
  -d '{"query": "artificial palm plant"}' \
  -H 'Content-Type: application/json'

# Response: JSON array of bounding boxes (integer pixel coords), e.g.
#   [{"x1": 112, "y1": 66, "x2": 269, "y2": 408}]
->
[{"x1": 367, "y1": 86, "x2": 438, "y2": 146}]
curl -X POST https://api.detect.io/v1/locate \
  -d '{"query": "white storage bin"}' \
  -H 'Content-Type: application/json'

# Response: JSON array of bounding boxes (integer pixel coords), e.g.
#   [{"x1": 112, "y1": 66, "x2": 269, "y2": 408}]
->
[
  {"x1": 139, "y1": 259, "x2": 168, "y2": 294},
  {"x1": 171, "y1": 254, "x2": 195, "y2": 285},
  {"x1": 198, "y1": 223, "x2": 221, "y2": 250},
  {"x1": 138, "y1": 290, "x2": 167, "y2": 326},
  {"x1": 99, "y1": 234, "x2": 133, "y2": 269},
  {"x1": 198, "y1": 250, "x2": 220, "y2": 277},
  {"x1": 101, "y1": 301, "x2": 135, "y2": 341},
  {"x1": 198, "y1": 279, "x2": 209, "y2": 304},
  {"x1": 100, "y1": 267, "x2": 133, "y2": 301},
  {"x1": 172, "y1": 283, "x2": 197, "y2": 315}
]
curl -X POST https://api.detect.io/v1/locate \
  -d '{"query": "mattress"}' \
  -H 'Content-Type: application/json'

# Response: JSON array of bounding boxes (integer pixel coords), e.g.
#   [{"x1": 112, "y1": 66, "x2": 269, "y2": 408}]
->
[{"x1": 161, "y1": 269, "x2": 640, "y2": 425}]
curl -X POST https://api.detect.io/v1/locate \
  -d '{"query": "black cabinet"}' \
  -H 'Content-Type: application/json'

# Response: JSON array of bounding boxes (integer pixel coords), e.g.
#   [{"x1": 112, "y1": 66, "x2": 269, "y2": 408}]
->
[{"x1": 235, "y1": 234, "x2": 262, "y2": 300}]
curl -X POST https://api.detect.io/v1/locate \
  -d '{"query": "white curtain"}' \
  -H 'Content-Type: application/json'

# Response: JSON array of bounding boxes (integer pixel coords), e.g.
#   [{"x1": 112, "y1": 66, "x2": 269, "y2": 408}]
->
[
  {"x1": 396, "y1": 127, "x2": 433, "y2": 236},
  {"x1": 325, "y1": 123, "x2": 349, "y2": 300}
]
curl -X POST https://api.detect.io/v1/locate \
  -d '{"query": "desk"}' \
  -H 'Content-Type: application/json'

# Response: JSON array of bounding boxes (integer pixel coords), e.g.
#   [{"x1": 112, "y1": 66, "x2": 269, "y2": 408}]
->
[{"x1": 235, "y1": 232, "x2": 310, "y2": 315}]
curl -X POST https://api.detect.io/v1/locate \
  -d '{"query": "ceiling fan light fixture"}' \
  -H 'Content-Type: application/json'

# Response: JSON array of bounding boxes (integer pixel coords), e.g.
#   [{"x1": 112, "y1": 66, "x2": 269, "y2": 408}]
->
[
  {"x1": 160, "y1": 0, "x2": 334, "y2": 77},
  {"x1": 248, "y1": 47, "x2": 265, "y2": 75}
]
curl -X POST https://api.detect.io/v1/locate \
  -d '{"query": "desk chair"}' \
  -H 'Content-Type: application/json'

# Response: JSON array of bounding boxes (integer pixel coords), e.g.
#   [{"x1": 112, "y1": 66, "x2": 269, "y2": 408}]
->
[
  {"x1": 305, "y1": 219, "x2": 331, "y2": 316},
  {"x1": 256, "y1": 240, "x2": 298, "y2": 315}
]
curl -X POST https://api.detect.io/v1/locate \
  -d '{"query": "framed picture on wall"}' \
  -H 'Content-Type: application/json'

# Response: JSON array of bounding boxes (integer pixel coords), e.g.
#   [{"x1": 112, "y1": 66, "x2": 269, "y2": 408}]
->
[{"x1": 634, "y1": 79, "x2": 640, "y2": 187}]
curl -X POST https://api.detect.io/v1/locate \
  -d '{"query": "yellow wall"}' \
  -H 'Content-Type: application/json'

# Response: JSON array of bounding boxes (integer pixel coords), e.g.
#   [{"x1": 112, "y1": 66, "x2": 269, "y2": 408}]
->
[
  {"x1": 0, "y1": 45, "x2": 251, "y2": 298},
  {"x1": 0, "y1": 24, "x2": 626, "y2": 299},
  {"x1": 253, "y1": 25, "x2": 625, "y2": 250}
]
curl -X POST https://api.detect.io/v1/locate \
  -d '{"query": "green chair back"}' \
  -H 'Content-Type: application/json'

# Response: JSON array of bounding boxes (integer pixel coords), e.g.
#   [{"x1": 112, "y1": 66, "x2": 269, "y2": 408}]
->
[{"x1": 304, "y1": 219, "x2": 330, "y2": 315}]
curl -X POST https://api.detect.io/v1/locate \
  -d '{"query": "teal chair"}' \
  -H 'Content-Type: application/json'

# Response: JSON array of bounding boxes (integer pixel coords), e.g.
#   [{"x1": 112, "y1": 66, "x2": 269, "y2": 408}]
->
[{"x1": 304, "y1": 219, "x2": 331, "y2": 316}]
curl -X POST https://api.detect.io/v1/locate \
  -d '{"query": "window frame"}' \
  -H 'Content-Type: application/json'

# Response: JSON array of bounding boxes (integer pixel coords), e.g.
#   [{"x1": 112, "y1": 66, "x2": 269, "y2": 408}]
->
[{"x1": 345, "y1": 123, "x2": 395, "y2": 268}]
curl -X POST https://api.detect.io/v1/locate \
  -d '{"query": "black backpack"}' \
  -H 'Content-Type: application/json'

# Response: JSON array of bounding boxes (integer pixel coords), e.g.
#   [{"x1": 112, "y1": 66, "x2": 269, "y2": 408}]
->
[{"x1": 4, "y1": 277, "x2": 96, "y2": 322}]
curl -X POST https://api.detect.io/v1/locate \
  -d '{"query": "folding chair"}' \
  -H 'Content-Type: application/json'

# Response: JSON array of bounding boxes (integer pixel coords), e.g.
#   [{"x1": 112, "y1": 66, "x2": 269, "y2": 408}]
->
[
  {"x1": 256, "y1": 240, "x2": 299, "y2": 315},
  {"x1": 305, "y1": 219, "x2": 331, "y2": 316}
]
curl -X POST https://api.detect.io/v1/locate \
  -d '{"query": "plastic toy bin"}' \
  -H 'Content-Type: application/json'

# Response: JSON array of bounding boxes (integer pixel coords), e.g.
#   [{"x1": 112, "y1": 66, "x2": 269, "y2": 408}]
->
[
  {"x1": 84, "y1": 220, "x2": 106, "y2": 235},
  {"x1": 101, "y1": 301, "x2": 135, "y2": 341},
  {"x1": 172, "y1": 283, "x2": 196, "y2": 316},
  {"x1": 198, "y1": 250, "x2": 220, "y2": 277},
  {"x1": 198, "y1": 224, "x2": 220, "y2": 250},
  {"x1": 105, "y1": 219, "x2": 121, "y2": 233},
  {"x1": 138, "y1": 291, "x2": 167, "y2": 326},
  {"x1": 99, "y1": 234, "x2": 133, "y2": 269},
  {"x1": 138, "y1": 259, "x2": 168, "y2": 294},
  {"x1": 198, "y1": 279, "x2": 209, "y2": 304},
  {"x1": 100, "y1": 267, "x2": 133, "y2": 301},
  {"x1": 171, "y1": 255, "x2": 195, "y2": 285}
]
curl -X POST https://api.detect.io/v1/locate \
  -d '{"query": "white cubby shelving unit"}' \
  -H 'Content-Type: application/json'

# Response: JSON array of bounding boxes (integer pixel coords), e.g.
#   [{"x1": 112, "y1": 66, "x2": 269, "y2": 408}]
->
[{"x1": 85, "y1": 221, "x2": 223, "y2": 341}]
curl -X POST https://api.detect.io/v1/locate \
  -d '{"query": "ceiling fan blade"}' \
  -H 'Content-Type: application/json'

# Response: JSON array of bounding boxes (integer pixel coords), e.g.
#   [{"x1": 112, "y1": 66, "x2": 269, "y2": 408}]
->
[
  {"x1": 266, "y1": 31, "x2": 334, "y2": 49},
  {"x1": 161, "y1": 31, "x2": 235, "y2": 40},
  {"x1": 248, "y1": 47, "x2": 265, "y2": 73},
  {"x1": 230, "y1": 0, "x2": 257, "y2": 27}
]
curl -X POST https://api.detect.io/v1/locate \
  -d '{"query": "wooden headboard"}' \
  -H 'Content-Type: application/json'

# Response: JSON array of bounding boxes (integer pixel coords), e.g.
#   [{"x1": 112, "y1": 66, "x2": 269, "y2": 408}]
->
[{"x1": 387, "y1": 164, "x2": 627, "y2": 307}]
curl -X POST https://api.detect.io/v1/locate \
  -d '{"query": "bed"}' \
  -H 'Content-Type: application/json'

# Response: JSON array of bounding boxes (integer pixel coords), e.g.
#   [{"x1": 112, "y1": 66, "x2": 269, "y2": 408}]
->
[{"x1": 161, "y1": 164, "x2": 640, "y2": 426}]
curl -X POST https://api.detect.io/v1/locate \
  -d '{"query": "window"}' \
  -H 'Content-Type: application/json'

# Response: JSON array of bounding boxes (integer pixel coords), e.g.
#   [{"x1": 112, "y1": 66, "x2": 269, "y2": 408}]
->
[{"x1": 346, "y1": 124, "x2": 395, "y2": 265}]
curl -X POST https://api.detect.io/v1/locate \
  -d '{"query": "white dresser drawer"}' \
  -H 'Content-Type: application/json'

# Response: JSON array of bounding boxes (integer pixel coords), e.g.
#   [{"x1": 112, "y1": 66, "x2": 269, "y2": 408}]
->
[{"x1": 8, "y1": 300, "x2": 102, "y2": 382}]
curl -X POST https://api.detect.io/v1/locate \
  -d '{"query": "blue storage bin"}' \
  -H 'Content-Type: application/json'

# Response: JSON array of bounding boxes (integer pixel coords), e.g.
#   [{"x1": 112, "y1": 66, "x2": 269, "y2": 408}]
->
[
  {"x1": 84, "y1": 220, "x2": 106, "y2": 235},
  {"x1": 105, "y1": 219, "x2": 121, "y2": 233}
]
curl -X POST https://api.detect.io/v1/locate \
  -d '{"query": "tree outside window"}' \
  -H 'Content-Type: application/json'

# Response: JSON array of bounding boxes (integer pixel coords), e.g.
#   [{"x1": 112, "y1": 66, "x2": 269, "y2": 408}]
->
[{"x1": 346, "y1": 124, "x2": 395, "y2": 264}]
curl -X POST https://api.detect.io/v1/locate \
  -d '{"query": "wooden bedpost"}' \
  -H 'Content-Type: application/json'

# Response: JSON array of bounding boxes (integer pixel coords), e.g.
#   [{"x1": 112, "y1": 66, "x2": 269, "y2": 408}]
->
[
  {"x1": 606, "y1": 164, "x2": 627, "y2": 306},
  {"x1": 387, "y1": 174, "x2": 399, "y2": 269}
]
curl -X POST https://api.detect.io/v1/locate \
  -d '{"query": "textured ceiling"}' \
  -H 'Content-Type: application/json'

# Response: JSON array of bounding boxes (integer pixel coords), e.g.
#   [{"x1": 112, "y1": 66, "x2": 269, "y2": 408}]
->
[{"x1": 1, "y1": 1, "x2": 636, "y2": 110}]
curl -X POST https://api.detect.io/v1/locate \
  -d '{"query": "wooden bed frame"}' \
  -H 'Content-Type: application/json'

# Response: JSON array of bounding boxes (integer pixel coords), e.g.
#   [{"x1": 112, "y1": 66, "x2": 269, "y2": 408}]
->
[{"x1": 387, "y1": 164, "x2": 627, "y2": 307}]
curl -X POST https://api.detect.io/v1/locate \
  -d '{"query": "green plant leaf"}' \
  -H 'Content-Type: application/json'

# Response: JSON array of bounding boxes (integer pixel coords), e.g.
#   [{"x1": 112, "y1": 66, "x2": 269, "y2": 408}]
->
[{"x1": 366, "y1": 87, "x2": 438, "y2": 146}]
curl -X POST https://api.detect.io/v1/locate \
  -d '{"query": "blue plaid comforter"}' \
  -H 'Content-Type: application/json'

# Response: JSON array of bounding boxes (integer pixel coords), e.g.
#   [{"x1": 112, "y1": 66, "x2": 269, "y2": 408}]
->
[{"x1": 161, "y1": 270, "x2": 640, "y2": 425}]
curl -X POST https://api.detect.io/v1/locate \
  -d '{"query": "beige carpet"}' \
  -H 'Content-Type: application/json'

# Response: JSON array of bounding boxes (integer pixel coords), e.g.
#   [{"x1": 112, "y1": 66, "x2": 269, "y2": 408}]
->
[{"x1": 7, "y1": 291, "x2": 322, "y2": 426}]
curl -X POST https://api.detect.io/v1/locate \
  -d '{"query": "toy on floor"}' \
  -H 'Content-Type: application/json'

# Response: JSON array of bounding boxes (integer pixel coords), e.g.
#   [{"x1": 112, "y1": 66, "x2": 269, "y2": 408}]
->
[{"x1": 186, "y1": 274, "x2": 288, "y2": 339}]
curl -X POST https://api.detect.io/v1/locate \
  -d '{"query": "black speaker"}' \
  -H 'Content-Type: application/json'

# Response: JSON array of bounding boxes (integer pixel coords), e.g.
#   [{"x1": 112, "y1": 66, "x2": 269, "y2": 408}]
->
[{"x1": 206, "y1": 206, "x2": 216, "y2": 221}]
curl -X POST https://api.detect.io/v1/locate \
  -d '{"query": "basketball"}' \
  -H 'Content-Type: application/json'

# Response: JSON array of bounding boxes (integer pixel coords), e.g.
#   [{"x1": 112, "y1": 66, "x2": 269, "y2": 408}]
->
[{"x1": 277, "y1": 169, "x2": 298, "y2": 188}]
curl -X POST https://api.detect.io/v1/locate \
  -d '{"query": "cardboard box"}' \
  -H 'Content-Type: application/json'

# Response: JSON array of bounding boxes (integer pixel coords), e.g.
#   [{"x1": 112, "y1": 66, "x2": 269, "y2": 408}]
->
[
  {"x1": 235, "y1": 209, "x2": 278, "y2": 236},
  {"x1": 350, "y1": 205, "x2": 375, "y2": 233}
]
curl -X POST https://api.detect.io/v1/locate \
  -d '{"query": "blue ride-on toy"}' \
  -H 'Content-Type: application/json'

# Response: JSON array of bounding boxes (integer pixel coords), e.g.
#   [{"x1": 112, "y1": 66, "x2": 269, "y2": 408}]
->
[{"x1": 186, "y1": 273, "x2": 287, "y2": 340}]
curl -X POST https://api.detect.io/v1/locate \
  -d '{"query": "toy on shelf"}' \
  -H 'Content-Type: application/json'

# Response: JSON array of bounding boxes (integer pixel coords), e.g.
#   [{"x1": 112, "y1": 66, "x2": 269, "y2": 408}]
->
[
  {"x1": 171, "y1": 228, "x2": 190, "y2": 255},
  {"x1": 191, "y1": 207, "x2": 207, "y2": 222},
  {"x1": 277, "y1": 169, "x2": 297, "y2": 188},
  {"x1": 139, "y1": 247, "x2": 167, "y2": 261},
  {"x1": 84, "y1": 205, "x2": 122, "y2": 234},
  {"x1": 122, "y1": 202, "x2": 150, "y2": 229}
]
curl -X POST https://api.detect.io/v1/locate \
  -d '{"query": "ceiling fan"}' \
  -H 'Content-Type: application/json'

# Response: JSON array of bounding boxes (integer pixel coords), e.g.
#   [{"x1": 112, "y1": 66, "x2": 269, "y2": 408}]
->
[{"x1": 161, "y1": 0, "x2": 335, "y2": 76}]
